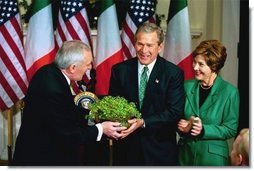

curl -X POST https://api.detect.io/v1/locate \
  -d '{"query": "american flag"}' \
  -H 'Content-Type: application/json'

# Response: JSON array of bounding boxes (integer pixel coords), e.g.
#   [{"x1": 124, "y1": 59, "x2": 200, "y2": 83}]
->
[
  {"x1": 121, "y1": 0, "x2": 156, "y2": 59},
  {"x1": 55, "y1": 0, "x2": 93, "y2": 50},
  {"x1": 55, "y1": 0, "x2": 93, "y2": 93},
  {"x1": 0, "y1": 0, "x2": 28, "y2": 111}
]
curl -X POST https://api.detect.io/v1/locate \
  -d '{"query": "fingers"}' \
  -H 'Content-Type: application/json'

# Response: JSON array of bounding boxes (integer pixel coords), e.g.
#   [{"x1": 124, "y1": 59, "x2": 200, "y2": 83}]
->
[
  {"x1": 110, "y1": 127, "x2": 131, "y2": 140},
  {"x1": 103, "y1": 119, "x2": 143, "y2": 139},
  {"x1": 111, "y1": 131, "x2": 123, "y2": 140},
  {"x1": 101, "y1": 121, "x2": 127, "y2": 140},
  {"x1": 111, "y1": 124, "x2": 126, "y2": 139},
  {"x1": 115, "y1": 126, "x2": 127, "y2": 132},
  {"x1": 121, "y1": 126, "x2": 135, "y2": 134},
  {"x1": 111, "y1": 122, "x2": 122, "y2": 127},
  {"x1": 178, "y1": 119, "x2": 193, "y2": 133},
  {"x1": 119, "y1": 123, "x2": 137, "y2": 139},
  {"x1": 191, "y1": 118, "x2": 202, "y2": 136},
  {"x1": 178, "y1": 117, "x2": 202, "y2": 135},
  {"x1": 190, "y1": 129, "x2": 201, "y2": 136},
  {"x1": 178, "y1": 126, "x2": 184, "y2": 132},
  {"x1": 121, "y1": 133, "x2": 130, "y2": 139},
  {"x1": 128, "y1": 118, "x2": 138, "y2": 124}
]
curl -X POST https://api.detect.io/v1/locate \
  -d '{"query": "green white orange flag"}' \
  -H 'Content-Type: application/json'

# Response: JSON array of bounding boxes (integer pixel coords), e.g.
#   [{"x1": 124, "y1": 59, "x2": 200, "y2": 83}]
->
[
  {"x1": 25, "y1": 0, "x2": 56, "y2": 80},
  {"x1": 95, "y1": 0, "x2": 124, "y2": 96},
  {"x1": 163, "y1": 0, "x2": 194, "y2": 80}
]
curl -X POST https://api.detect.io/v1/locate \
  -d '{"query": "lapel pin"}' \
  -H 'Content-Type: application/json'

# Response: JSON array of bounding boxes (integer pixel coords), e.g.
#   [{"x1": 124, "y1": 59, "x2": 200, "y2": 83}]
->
[{"x1": 155, "y1": 79, "x2": 159, "y2": 83}]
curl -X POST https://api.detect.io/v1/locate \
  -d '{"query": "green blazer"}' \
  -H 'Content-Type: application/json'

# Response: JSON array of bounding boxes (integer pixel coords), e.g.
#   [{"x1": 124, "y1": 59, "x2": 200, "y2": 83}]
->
[{"x1": 178, "y1": 75, "x2": 239, "y2": 166}]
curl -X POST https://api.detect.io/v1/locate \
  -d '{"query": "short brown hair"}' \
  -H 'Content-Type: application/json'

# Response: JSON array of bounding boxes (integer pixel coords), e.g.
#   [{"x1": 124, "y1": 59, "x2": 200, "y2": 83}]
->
[
  {"x1": 135, "y1": 22, "x2": 164, "y2": 45},
  {"x1": 193, "y1": 40, "x2": 227, "y2": 73}
]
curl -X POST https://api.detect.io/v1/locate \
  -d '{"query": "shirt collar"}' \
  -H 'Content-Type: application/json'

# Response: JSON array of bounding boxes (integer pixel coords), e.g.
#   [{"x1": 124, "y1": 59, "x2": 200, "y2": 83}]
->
[
  {"x1": 138, "y1": 58, "x2": 157, "y2": 76},
  {"x1": 62, "y1": 71, "x2": 71, "y2": 85}
]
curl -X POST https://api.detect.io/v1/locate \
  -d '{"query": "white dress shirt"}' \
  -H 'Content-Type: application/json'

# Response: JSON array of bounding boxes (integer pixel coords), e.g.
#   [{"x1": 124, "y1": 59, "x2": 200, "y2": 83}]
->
[{"x1": 138, "y1": 58, "x2": 156, "y2": 86}]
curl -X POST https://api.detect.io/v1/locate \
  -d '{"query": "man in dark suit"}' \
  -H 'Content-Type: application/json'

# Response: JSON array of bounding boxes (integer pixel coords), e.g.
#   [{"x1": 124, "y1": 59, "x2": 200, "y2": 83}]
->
[
  {"x1": 109, "y1": 23, "x2": 185, "y2": 166},
  {"x1": 12, "y1": 40, "x2": 126, "y2": 166}
]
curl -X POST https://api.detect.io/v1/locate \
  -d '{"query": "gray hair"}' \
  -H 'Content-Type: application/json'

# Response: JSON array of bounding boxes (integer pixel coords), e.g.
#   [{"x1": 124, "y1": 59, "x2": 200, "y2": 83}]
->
[
  {"x1": 54, "y1": 40, "x2": 91, "y2": 69},
  {"x1": 135, "y1": 22, "x2": 164, "y2": 45}
]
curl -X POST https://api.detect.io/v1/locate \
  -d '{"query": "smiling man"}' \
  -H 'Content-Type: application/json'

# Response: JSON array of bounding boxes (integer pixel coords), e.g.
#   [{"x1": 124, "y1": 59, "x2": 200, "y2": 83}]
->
[{"x1": 109, "y1": 23, "x2": 185, "y2": 166}]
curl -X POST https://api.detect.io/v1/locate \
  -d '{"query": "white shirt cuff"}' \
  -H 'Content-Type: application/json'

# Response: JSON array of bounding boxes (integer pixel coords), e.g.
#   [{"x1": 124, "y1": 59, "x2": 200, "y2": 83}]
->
[
  {"x1": 143, "y1": 119, "x2": 146, "y2": 128},
  {"x1": 95, "y1": 123, "x2": 103, "y2": 141}
]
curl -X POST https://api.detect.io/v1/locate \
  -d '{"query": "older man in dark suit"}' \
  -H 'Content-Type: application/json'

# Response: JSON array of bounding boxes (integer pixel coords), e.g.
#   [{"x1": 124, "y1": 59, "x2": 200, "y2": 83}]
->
[
  {"x1": 109, "y1": 23, "x2": 185, "y2": 166},
  {"x1": 12, "y1": 40, "x2": 126, "y2": 166}
]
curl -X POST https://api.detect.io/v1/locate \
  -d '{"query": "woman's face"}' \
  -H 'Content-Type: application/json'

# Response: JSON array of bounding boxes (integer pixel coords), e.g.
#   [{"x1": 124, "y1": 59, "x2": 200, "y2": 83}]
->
[{"x1": 192, "y1": 55, "x2": 214, "y2": 82}]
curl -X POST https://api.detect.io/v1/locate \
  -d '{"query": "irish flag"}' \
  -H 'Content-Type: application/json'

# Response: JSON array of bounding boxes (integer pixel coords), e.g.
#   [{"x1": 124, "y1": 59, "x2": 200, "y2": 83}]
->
[
  {"x1": 163, "y1": 0, "x2": 194, "y2": 80},
  {"x1": 95, "y1": 0, "x2": 124, "y2": 96},
  {"x1": 25, "y1": 0, "x2": 56, "y2": 80}
]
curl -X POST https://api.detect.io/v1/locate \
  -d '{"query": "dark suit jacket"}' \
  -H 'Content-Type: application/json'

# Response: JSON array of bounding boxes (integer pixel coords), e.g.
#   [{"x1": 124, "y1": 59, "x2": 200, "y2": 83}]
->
[
  {"x1": 12, "y1": 63, "x2": 98, "y2": 166},
  {"x1": 109, "y1": 56, "x2": 185, "y2": 166}
]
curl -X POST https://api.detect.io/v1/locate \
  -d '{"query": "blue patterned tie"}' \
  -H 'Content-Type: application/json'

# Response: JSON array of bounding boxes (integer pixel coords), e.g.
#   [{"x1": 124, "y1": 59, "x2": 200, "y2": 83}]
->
[{"x1": 139, "y1": 66, "x2": 148, "y2": 109}]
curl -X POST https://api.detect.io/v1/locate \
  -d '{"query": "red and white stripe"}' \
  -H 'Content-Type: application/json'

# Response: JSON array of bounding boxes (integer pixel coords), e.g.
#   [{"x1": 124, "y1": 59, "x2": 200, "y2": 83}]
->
[
  {"x1": 55, "y1": 8, "x2": 93, "y2": 50},
  {"x1": 121, "y1": 13, "x2": 137, "y2": 59},
  {"x1": 0, "y1": 14, "x2": 28, "y2": 111}
]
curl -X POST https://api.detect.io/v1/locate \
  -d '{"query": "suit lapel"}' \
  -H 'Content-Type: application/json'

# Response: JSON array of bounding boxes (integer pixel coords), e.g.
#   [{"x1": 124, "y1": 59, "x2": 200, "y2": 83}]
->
[
  {"x1": 127, "y1": 58, "x2": 139, "y2": 105},
  {"x1": 186, "y1": 82, "x2": 199, "y2": 116},
  {"x1": 142, "y1": 57, "x2": 161, "y2": 109},
  {"x1": 52, "y1": 63, "x2": 74, "y2": 100}
]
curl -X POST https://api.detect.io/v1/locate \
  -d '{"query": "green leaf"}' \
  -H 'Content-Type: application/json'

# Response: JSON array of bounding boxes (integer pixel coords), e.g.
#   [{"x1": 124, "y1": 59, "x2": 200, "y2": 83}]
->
[{"x1": 87, "y1": 96, "x2": 141, "y2": 126}]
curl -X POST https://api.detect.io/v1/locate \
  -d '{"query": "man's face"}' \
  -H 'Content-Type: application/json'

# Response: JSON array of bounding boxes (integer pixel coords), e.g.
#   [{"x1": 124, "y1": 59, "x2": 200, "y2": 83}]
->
[
  {"x1": 135, "y1": 31, "x2": 162, "y2": 65},
  {"x1": 73, "y1": 50, "x2": 93, "y2": 81}
]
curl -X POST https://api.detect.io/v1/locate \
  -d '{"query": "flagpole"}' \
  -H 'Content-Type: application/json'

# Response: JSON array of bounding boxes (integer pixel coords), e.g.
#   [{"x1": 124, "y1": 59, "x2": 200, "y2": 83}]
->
[
  {"x1": 7, "y1": 107, "x2": 13, "y2": 165},
  {"x1": 109, "y1": 139, "x2": 113, "y2": 166}
]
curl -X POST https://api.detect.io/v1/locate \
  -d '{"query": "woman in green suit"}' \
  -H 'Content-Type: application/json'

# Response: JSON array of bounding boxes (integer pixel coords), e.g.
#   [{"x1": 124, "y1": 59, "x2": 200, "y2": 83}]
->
[{"x1": 177, "y1": 40, "x2": 239, "y2": 166}]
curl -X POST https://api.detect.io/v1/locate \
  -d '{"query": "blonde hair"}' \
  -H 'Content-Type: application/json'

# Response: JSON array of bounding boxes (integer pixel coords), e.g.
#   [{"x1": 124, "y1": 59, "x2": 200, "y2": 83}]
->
[{"x1": 235, "y1": 128, "x2": 249, "y2": 165}]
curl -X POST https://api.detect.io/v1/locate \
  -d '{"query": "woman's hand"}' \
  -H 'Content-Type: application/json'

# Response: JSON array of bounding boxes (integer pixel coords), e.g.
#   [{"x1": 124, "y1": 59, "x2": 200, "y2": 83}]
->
[{"x1": 190, "y1": 117, "x2": 203, "y2": 136}]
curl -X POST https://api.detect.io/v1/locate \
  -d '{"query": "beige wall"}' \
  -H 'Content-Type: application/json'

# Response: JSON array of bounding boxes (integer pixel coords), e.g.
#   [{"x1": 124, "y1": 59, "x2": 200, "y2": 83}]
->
[{"x1": 157, "y1": 0, "x2": 239, "y2": 87}]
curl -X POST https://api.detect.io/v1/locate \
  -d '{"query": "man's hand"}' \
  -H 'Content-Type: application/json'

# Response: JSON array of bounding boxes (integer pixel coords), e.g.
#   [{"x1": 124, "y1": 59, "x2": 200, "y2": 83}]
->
[
  {"x1": 120, "y1": 118, "x2": 144, "y2": 139},
  {"x1": 101, "y1": 121, "x2": 126, "y2": 140}
]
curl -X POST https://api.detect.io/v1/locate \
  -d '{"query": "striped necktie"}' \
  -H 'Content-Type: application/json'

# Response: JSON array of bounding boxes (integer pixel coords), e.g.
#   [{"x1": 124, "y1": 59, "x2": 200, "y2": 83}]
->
[
  {"x1": 139, "y1": 66, "x2": 148, "y2": 109},
  {"x1": 70, "y1": 81, "x2": 80, "y2": 95}
]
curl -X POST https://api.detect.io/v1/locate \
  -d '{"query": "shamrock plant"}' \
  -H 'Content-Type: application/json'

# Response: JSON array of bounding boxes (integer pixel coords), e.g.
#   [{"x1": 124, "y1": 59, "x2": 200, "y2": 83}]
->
[{"x1": 87, "y1": 96, "x2": 141, "y2": 127}]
